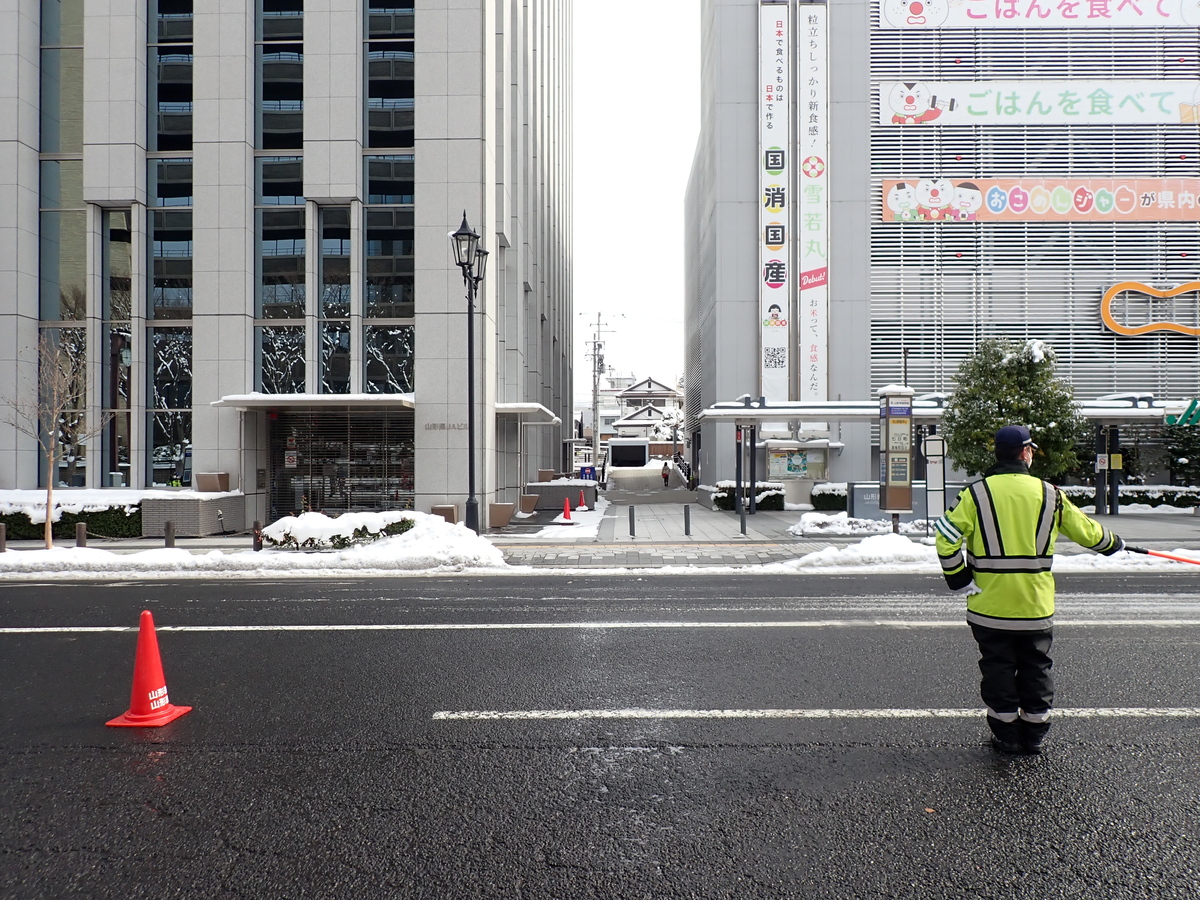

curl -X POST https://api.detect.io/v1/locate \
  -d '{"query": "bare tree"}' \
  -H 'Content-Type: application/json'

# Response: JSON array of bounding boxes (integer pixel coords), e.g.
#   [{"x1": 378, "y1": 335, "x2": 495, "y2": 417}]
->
[{"x1": 2, "y1": 333, "x2": 111, "y2": 548}]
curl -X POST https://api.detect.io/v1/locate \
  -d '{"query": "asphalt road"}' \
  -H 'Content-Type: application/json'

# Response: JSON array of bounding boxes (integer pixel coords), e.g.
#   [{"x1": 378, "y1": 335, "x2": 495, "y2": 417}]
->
[{"x1": 4, "y1": 573, "x2": 1200, "y2": 899}]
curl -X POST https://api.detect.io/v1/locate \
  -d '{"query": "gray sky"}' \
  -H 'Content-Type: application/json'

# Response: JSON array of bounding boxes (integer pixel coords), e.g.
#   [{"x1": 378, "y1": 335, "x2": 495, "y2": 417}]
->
[{"x1": 571, "y1": 0, "x2": 701, "y2": 407}]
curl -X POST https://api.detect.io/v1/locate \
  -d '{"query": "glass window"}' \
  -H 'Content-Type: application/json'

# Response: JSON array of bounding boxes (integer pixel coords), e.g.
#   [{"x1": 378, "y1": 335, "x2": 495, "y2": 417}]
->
[
  {"x1": 149, "y1": 411, "x2": 192, "y2": 486},
  {"x1": 149, "y1": 328, "x2": 193, "y2": 410},
  {"x1": 149, "y1": 47, "x2": 194, "y2": 152},
  {"x1": 260, "y1": 0, "x2": 304, "y2": 41},
  {"x1": 257, "y1": 157, "x2": 304, "y2": 205},
  {"x1": 103, "y1": 210, "x2": 132, "y2": 322},
  {"x1": 39, "y1": 210, "x2": 87, "y2": 320},
  {"x1": 146, "y1": 326, "x2": 193, "y2": 482},
  {"x1": 39, "y1": 160, "x2": 83, "y2": 210},
  {"x1": 149, "y1": 158, "x2": 194, "y2": 207},
  {"x1": 258, "y1": 44, "x2": 304, "y2": 149},
  {"x1": 39, "y1": 326, "x2": 89, "y2": 487},
  {"x1": 40, "y1": 48, "x2": 84, "y2": 154},
  {"x1": 102, "y1": 411, "x2": 132, "y2": 487},
  {"x1": 258, "y1": 325, "x2": 307, "y2": 393},
  {"x1": 365, "y1": 208, "x2": 413, "y2": 318},
  {"x1": 258, "y1": 209, "x2": 306, "y2": 318},
  {"x1": 364, "y1": 156, "x2": 414, "y2": 204},
  {"x1": 320, "y1": 207, "x2": 351, "y2": 318},
  {"x1": 151, "y1": 0, "x2": 194, "y2": 43},
  {"x1": 366, "y1": 42, "x2": 414, "y2": 148},
  {"x1": 150, "y1": 209, "x2": 194, "y2": 319},
  {"x1": 364, "y1": 324, "x2": 414, "y2": 393},
  {"x1": 103, "y1": 325, "x2": 132, "y2": 413},
  {"x1": 320, "y1": 322, "x2": 351, "y2": 394},
  {"x1": 42, "y1": 0, "x2": 85, "y2": 46},
  {"x1": 367, "y1": 2, "x2": 413, "y2": 39}
]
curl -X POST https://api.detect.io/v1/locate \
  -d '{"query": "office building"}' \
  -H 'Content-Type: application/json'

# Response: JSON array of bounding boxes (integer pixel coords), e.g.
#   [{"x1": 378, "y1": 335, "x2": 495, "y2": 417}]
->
[{"x1": 1, "y1": 0, "x2": 572, "y2": 527}]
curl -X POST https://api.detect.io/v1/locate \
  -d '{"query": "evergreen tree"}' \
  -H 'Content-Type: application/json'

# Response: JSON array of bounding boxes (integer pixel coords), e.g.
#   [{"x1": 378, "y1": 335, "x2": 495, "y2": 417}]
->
[
  {"x1": 941, "y1": 338, "x2": 1088, "y2": 479},
  {"x1": 1163, "y1": 423, "x2": 1200, "y2": 486}
]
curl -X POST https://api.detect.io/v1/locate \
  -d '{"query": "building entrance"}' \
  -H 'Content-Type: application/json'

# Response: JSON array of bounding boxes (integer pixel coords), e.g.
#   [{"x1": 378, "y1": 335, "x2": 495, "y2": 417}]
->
[{"x1": 268, "y1": 408, "x2": 415, "y2": 519}]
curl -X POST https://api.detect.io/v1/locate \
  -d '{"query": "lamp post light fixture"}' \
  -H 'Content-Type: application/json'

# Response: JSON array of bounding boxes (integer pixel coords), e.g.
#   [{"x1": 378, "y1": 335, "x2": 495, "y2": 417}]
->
[{"x1": 449, "y1": 212, "x2": 489, "y2": 533}]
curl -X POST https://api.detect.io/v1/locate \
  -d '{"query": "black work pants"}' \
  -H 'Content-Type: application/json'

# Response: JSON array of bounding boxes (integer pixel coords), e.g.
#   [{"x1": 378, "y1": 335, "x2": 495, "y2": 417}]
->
[{"x1": 969, "y1": 623, "x2": 1054, "y2": 742}]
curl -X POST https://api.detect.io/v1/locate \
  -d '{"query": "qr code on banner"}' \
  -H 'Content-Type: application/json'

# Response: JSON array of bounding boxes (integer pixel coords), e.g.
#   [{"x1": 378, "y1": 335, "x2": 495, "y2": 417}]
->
[{"x1": 763, "y1": 347, "x2": 787, "y2": 369}]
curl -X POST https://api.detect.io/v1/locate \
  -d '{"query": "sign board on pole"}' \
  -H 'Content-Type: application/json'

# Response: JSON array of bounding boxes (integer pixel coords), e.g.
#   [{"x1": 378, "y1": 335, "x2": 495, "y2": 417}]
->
[
  {"x1": 922, "y1": 435, "x2": 946, "y2": 520},
  {"x1": 879, "y1": 388, "x2": 914, "y2": 513}
]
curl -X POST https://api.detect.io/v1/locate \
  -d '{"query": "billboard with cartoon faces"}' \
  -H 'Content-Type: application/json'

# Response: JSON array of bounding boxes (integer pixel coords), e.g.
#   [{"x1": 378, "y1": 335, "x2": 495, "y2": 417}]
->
[
  {"x1": 882, "y1": 178, "x2": 1200, "y2": 222},
  {"x1": 880, "y1": 81, "x2": 1200, "y2": 126},
  {"x1": 878, "y1": 0, "x2": 1200, "y2": 28}
]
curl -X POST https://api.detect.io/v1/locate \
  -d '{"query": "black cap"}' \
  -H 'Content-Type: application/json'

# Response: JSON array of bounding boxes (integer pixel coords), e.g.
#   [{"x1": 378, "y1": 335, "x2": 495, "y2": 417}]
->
[{"x1": 995, "y1": 425, "x2": 1037, "y2": 456}]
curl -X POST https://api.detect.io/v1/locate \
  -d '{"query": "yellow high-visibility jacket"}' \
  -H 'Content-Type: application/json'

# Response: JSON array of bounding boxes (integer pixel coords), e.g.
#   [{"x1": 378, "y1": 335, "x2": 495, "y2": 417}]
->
[{"x1": 935, "y1": 462, "x2": 1122, "y2": 630}]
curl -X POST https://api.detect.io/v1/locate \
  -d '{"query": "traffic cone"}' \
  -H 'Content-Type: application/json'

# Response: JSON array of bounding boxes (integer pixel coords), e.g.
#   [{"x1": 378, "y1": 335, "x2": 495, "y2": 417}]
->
[
  {"x1": 578, "y1": 490, "x2": 586, "y2": 510},
  {"x1": 562, "y1": 497, "x2": 572, "y2": 521},
  {"x1": 107, "y1": 610, "x2": 192, "y2": 727}
]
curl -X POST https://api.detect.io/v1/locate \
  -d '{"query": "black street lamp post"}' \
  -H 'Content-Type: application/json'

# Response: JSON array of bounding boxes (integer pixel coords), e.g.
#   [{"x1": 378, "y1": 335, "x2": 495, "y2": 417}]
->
[{"x1": 449, "y1": 212, "x2": 488, "y2": 533}]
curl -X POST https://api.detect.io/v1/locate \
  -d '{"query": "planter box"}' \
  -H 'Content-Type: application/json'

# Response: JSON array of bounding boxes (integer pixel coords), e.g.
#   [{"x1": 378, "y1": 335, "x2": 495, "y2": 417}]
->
[
  {"x1": 141, "y1": 495, "x2": 245, "y2": 537},
  {"x1": 519, "y1": 494, "x2": 539, "y2": 514},
  {"x1": 488, "y1": 502, "x2": 516, "y2": 528}
]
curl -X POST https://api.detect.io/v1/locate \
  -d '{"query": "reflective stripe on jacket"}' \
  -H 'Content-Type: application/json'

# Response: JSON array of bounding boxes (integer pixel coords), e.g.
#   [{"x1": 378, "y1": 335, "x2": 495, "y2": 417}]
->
[{"x1": 935, "y1": 464, "x2": 1120, "y2": 630}]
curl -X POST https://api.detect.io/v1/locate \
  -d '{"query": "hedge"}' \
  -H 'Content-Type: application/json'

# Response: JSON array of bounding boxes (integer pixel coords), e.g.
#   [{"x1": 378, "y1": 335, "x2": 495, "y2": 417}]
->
[
  {"x1": 811, "y1": 482, "x2": 848, "y2": 511},
  {"x1": 710, "y1": 481, "x2": 786, "y2": 512},
  {"x1": 1058, "y1": 484, "x2": 1200, "y2": 509},
  {"x1": 0, "y1": 507, "x2": 143, "y2": 540},
  {"x1": 264, "y1": 516, "x2": 415, "y2": 551}
]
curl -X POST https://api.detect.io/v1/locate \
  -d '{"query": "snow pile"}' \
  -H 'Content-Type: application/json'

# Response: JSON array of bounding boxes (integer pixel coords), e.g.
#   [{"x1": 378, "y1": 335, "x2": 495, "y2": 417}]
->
[
  {"x1": 262, "y1": 509, "x2": 415, "y2": 550},
  {"x1": 0, "y1": 510, "x2": 506, "y2": 579},
  {"x1": 785, "y1": 533, "x2": 934, "y2": 569},
  {"x1": 791, "y1": 511, "x2": 932, "y2": 536}
]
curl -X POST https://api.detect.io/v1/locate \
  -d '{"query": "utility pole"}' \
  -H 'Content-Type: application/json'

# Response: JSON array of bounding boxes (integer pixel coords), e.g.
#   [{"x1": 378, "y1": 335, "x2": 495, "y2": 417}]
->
[{"x1": 584, "y1": 313, "x2": 605, "y2": 468}]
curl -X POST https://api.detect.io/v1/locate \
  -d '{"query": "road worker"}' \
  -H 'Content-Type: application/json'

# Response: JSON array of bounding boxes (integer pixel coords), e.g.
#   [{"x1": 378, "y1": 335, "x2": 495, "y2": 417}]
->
[{"x1": 935, "y1": 424, "x2": 1125, "y2": 754}]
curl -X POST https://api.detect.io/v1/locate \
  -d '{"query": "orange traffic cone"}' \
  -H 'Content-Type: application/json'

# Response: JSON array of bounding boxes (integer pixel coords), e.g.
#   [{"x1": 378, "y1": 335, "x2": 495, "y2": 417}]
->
[
  {"x1": 562, "y1": 497, "x2": 572, "y2": 521},
  {"x1": 578, "y1": 490, "x2": 586, "y2": 509},
  {"x1": 107, "y1": 610, "x2": 192, "y2": 727}
]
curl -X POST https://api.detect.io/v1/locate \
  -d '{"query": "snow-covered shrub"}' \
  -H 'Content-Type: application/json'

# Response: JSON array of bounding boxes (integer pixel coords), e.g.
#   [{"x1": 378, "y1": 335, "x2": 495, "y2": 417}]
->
[
  {"x1": 810, "y1": 482, "x2": 848, "y2": 511},
  {"x1": 1058, "y1": 484, "x2": 1200, "y2": 509},
  {"x1": 710, "y1": 480, "x2": 785, "y2": 511},
  {"x1": 263, "y1": 510, "x2": 415, "y2": 550}
]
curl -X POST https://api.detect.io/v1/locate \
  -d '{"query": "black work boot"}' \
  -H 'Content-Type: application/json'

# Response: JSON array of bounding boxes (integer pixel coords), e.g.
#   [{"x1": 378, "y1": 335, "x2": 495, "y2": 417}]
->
[
  {"x1": 1020, "y1": 719, "x2": 1051, "y2": 755},
  {"x1": 987, "y1": 715, "x2": 1022, "y2": 754}
]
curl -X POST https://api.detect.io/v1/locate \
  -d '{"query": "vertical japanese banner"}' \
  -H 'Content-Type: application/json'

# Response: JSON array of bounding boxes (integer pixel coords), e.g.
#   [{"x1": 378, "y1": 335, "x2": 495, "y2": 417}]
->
[
  {"x1": 798, "y1": 2, "x2": 828, "y2": 403},
  {"x1": 759, "y1": 1, "x2": 790, "y2": 404}
]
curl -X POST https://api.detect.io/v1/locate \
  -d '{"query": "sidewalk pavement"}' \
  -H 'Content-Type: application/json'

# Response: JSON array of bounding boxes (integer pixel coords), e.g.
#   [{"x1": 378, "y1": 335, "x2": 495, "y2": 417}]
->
[{"x1": 5, "y1": 490, "x2": 1199, "y2": 569}]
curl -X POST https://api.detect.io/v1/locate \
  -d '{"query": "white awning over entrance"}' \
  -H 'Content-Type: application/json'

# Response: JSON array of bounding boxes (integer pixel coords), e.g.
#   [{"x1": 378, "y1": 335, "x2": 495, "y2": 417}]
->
[{"x1": 212, "y1": 393, "x2": 416, "y2": 411}]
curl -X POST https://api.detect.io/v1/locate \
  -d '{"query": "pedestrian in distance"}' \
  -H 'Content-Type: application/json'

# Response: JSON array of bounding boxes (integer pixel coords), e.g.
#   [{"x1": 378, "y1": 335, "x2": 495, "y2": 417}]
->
[
  {"x1": 935, "y1": 424, "x2": 1125, "y2": 755},
  {"x1": 661, "y1": 461, "x2": 671, "y2": 488}
]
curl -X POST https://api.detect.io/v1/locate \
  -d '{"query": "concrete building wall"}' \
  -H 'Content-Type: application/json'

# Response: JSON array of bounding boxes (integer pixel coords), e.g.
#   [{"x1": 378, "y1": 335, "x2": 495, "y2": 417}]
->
[{"x1": 0, "y1": 0, "x2": 41, "y2": 489}]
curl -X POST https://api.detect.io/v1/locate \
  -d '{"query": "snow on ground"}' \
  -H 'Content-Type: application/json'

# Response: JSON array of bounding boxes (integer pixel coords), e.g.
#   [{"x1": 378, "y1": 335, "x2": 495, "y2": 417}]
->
[
  {"x1": 521, "y1": 497, "x2": 610, "y2": 539},
  {"x1": 791, "y1": 511, "x2": 935, "y2": 537},
  {"x1": 0, "y1": 511, "x2": 505, "y2": 579},
  {"x1": 0, "y1": 488, "x2": 244, "y2": 522},
  {"x1": 0, "y1": 500, "x2": 1196, "y2": 579}
]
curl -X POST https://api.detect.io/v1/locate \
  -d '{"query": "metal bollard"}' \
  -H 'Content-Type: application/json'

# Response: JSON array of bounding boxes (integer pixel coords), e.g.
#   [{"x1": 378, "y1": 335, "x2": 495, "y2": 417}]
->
[
  {"x1": 740, "y1": 505, "x2": 747, "y2": 536},
  {"x1": 628, "y1": 505, "x2": 636, "y2": 538},
  {"x1": 683, "y1": 504, "x2": 691, "y2": 536},
  {"x1": 252, "y1": 520, "x2": 263, "y2": 552},
  {"x1": 0, "y1": 523, "x2": 6, "y2": 553},
  {"x1": 165, "y1": 520, "x2": 175, "y2": 548},
  {"x1": 76, "y1": 522, "x2": 87, "y2": 547}
]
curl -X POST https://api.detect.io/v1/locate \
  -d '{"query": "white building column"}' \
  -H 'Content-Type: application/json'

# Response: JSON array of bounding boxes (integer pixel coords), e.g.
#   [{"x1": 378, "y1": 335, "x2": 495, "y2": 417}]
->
[
  {"x1": 0, "y1": 0, "x2": 41, "y2": 488},
  {"x1": 192, "y1": 1, "x2": 256, "y2": 492}
]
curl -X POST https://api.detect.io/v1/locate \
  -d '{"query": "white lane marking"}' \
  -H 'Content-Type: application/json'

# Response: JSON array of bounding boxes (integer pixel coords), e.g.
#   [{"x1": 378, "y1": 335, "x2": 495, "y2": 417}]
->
[
  {"x1": 432, "y1": 707, "x2": 1200, "y2": 721},
  {"x1": 7, "y1": 618, "x2": 1200, "y2": 634}
]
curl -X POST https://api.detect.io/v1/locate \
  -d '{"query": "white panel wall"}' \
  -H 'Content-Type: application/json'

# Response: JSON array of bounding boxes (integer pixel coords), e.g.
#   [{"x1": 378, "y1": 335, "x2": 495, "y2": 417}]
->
[
  {"x1": 0, "y1": 0, "x2": 41, "y2": 489},
  {"x1": 83, "y1": 0, "x2": 147, "y2": 206},
  {"x1": 413, "y1": 0, "x2": 489, "y2": 517},
  {"x1": 304, "y1": 0, "x2": 364, "y2": 203}
]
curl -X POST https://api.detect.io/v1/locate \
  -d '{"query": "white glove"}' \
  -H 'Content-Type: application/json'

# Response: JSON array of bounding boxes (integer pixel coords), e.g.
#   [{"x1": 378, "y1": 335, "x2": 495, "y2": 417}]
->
[{"x1": 952, "y1": 582, "x2": 983, "y2": 597}]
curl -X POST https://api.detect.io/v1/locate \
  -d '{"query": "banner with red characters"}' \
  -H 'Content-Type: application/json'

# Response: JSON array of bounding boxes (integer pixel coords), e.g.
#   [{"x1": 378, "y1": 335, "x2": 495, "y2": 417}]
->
[{"x1": 882, "y1": 178, "x2": 1200, "y2": 223}]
